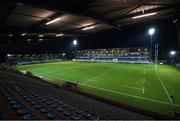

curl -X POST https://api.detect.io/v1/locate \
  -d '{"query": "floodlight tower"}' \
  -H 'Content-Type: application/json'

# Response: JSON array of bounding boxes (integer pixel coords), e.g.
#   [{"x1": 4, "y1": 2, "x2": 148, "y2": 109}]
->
[
  {"x1": 148, "y1": 28, "x2": 155, "y2": 62},
  {"x1": 73, "y1": 39, "x2": 78, "y2": 57},
  {"x1": 170, "y1": 51, "x2": 176, "y2": 64}
]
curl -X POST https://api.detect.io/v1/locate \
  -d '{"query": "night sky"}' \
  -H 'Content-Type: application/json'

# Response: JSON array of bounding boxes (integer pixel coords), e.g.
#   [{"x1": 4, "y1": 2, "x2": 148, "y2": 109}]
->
[
  {"x1": 78, "y1": 19, "x2": 178, "y2": 52},
  {"x1": 1, "y1": 18, "x2": 179, "y2": 59}
]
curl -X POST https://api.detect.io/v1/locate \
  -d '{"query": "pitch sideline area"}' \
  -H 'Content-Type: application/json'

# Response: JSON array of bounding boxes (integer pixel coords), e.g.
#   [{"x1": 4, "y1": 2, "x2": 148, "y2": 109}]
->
[{"x1": 17, "y1": 61, "x2": 180, "y2": 116}]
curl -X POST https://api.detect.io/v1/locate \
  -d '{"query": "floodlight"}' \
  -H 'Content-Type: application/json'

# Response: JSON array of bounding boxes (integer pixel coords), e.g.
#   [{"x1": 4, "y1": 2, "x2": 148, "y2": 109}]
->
[
  {"x1": 27, "y1": 39, "x2": 31, "y2": 42},
  {"x1": 38, "y1": 39, "x2": 43, "y2": 41},
  {"x1": 73, "y1": 40, "x2": 77, "y2": 46},
  {"x1": 148, "y1": 28, "x2": 155, "y2": 35},
  {"x1": 56, "y1": 34, "x2": 63, "y2": 37},
  {"x1": 21, "y1": 33, "x2": 26, "y2": 36},
  {"x1": 9, "y1": 34, "x2": 13, "y2": 37},
  {"x1": 82, "y1": 26, "x2": 95, "y2": 31},
  {"x1": 170, "y1": 51, "x2": 176, "y2": 56},
  {"x1": 7, "y1": 54, "x2": 13, "y2": 57},
  {"x1": 132, "y1": 12, "x2": 157, "y2": 19},
  {"x1": 173, "y1": 19, "x2": 178, "y2": 23},
  {"x1": 46, "y1": 18, "x2": 61, "y2": 25},
  {"x1": 38, "y1": 35, "x2": 44, "y2": 37}
]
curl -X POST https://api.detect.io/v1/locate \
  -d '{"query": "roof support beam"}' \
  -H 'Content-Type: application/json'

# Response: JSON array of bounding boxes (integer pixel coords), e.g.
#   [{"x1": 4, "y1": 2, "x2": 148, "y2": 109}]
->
[
  {"x1": 114, "y1": 6, "x2": 180, "y2": 24},
  {"x1": 0, "y1": 3, "x2": 16, "y2": 25},
  {"x1": 9, "y1": 0, "x2": 121, "y2": 29},
  {"x1": 0, "y1": 25, "x2": 86, "y2": 36}
]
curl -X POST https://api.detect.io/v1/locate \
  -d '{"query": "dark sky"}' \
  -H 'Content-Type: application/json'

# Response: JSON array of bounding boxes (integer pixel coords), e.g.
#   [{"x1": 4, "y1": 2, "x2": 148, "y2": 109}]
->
[
  {"x1": 1, "y1": 19, "x2": 179, "y2": 58},
  {"x1": 78, "y1": 19, "x2": 179, "y2": 52}
]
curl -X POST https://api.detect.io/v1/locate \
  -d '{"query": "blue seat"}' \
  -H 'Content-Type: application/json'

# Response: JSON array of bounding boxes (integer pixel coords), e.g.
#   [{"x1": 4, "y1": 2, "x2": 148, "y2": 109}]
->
[
  {"x1": 53, "y1": 99, "x2": 59, "y2": 102},
  {"x1": 23, "y1": 112, "x2": 39, "y2": 120},
  {"x1": 18, "y1": 108, "x2": 30, "y2": 115},
  {"x1": 3, "y1": 92, "x2": 11, "y2": 97},
  {"x1": 7, "y1": 97, "x2": 16, "y2": 101},
  {"x1": 56, "y1": 106, "x2": 63, "y2": 112},
  {"x1": 63, "y1": 109, "x2": 71, "y2": 116},
  {"x1": 58, "y1": 101, "x2": 63, "y2": 105},
  {"x1": 76, "y1": 109, "x2": 83, "y2": 114},
  {"x1": 71, "y1": 112, "x2": 82, "y2": 120},
  {"x1": 40, "y1": 107, "x2": 49, "y2": 113},
  {"x1": 63, "y1": 103, "x2": 69, "y2": 108},
  {"x1": 26, "y1": 97, "x2": 33, "y2": 102},
  {"x1": 46, "y1": 101, "x2": 52, "y2": 105},
  {"x1": 90, "y1": 115, "x2": 100, "y2": 120},
  {"x1": 47, "y1": 97, "x2": 54, "y2": 100},
  {"x1": 9, "y1": 100, "x2": 18, "y2": 105},
  {"x1": 53, "y1": 114, "x2": 68, "y2": 120},
  {"x1": 69, "y1": 106, "x2": 76, "y2": 111},
  {"x1": 41, "y1": 98, "x2": 48, "y2": 102},
  {"x1": 30, "y1": 100, "x2": 39, "y2": 105},
  {"x1": 46, "y1": 111, "x2": 57, "y2": 118},
  {"x1": 82, "y1": 111, "x2": 92, "y2": 118},
  {"x1": 50, "y1": 104, "x2": 58, "y2": 108},
  {"x1": 34, "y1": 104, "x2": 43, "y2": 109},
  {"x1": 13, "y1": 103, "x2": 23, "y2": 109}
]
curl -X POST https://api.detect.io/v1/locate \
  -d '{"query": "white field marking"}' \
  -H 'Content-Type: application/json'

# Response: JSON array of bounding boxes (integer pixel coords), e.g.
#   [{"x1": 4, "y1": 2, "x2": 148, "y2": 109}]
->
[
  {"x1": 120, "y1": 85, "x2": 143, "y2": 91},
  {"x1": 141, "y1": 64, "x2": 146, "y2": 94},
  {"x1": 79, "y1": 83, "x2": 180, "y2": 107},
  {"x1": 35, "y1": 73, "x2": 70, "y2": 81},
  {"x1": 156, "y1": 68, "x2": 173, "y2": 104},
  {"x1": 83, "y1": 65, "x2": 142, "y2": 91},
  {"x1": 35, "y1": 69, "x2": 141, "y2": 92},
  {"x1": 84, "y1": 78, "x2": 142, "y2": 91},
  {"x1": 82, "y1": 66, "x2": 119, "y2": 84},
  {"x1": 143, "y1": 86, "x2": 145, "y2": 94}
]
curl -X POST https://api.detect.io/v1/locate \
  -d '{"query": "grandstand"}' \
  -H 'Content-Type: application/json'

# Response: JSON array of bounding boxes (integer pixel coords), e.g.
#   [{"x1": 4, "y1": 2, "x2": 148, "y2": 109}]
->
[
  {"x1": 7, "y1": 53, "x2": 67, "y2": 65},
  {"x1": 75, "y1": 47, "x2": 150, "y2": 63},
  {"x1": 0, "y1": 0, "x2": 180, "y2": 120}
]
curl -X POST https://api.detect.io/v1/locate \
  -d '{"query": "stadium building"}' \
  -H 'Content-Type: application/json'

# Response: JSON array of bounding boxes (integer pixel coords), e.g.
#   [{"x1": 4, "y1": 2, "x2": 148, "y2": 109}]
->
[{"x1": 0, "y1": 0, "x2": 180, "y2": 120}]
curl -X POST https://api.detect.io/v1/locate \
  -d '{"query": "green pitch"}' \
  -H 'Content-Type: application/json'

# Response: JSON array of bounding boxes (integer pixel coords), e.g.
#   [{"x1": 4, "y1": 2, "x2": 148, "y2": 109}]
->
[{"x1": 17, "y1": 61, "x2": 180, "y2": 117}]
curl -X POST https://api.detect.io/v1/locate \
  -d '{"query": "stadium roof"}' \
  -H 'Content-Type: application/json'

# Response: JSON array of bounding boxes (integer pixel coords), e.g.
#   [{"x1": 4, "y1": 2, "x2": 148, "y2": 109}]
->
[{"x1": 0, "y1": 0, "x2": 180, "y2": 44}]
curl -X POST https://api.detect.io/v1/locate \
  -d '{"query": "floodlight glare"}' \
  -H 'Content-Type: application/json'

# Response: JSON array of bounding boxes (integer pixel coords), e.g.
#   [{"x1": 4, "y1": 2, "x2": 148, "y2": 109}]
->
[
  {"x1": 82, "y1": 26, "x2": 95, "y2": 31},
  {"x1": 27, "y1": 39, "x2": 31, "y2": 42},
  {"x1": 46, "y1": 18, "x2": 61, "y2": 25},
  {"x1": 38, "y1": 39, "x2": 43, "y2": 41},
  {"x1": 38, "y1": 35, "x2": 44, "y2": 37},
  {"x1": 21, "y1": 33, "x2": 26, "y2": 36},
  {"x1": 9, "y1": 34, "x2": 13, "y2": 37},
  {"x1": 73, "y1": 40, "x2": 77, "y2": 46},
  {"x1": 7, "y1": 54, "x2": 13, "y2": 57},
  {"x1": 56, "y1": 34, "x2": 64, "y2": 37},
  {"x1": 132, "y1": 12, "x2": 157, "y2": 19},
  {"x1": 148, "y1": 28, "x2": 155, "y2": 35},
  {"x1": 170, "y1": 51, "x2": 176, "y2": 55}
]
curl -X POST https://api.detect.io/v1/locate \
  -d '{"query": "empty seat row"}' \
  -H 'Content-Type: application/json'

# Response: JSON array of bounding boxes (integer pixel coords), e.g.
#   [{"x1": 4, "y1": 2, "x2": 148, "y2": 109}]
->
[
  {"x1": 0, "y1": 79, "x2": 153, "y2": 120},
  {"x1": 15, "y1": 85, "x2": 94, "y2": 120},
  {"x1": 0, "y1": 81, "x2": 38, "y2": 120}
]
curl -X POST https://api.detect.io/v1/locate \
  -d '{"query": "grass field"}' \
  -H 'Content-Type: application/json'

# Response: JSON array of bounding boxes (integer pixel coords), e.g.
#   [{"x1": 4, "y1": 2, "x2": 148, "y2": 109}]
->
[{"x1": 17, "y1": 61, "x2": 180, "y2": 117}]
